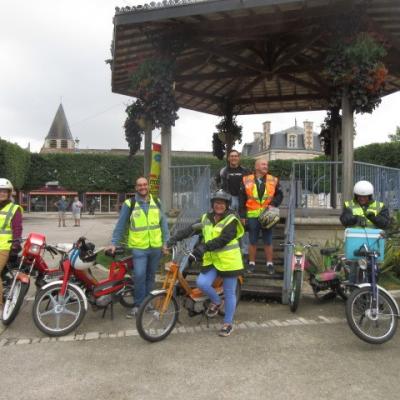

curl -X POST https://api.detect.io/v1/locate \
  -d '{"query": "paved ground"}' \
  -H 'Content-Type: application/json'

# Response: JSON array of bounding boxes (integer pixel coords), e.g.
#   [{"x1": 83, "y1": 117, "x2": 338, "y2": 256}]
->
[{"x1": 1, "y1": 215, "x2": 400, "y2": 400}]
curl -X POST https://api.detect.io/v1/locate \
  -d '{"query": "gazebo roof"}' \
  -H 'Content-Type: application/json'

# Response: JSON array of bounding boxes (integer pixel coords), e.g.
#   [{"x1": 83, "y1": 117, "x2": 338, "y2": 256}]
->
[{"x1": 111, "y1": 0, "x2": 400, "y2": 115}]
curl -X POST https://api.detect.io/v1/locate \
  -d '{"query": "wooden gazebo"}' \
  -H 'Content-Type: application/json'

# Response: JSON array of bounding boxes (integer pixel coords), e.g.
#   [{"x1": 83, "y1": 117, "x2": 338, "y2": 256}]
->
[{"x1": 110, "y1": 0, "x2": 400, "y2": 208}]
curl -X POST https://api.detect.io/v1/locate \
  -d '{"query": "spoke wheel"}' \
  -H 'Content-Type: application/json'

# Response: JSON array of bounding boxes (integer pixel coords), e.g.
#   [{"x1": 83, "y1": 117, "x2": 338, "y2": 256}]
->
[
  {"x1": 33, "y1": 284, "x2": 86, "y2": 337},
  {"x1": 136, "y1": 292, "x2": 179, "y2": 342},
  {"x1": 119, "y1": 281, "x2": 134, "y2": 308},
  {"x1": 289, "y1": 270, "x2": 302, "y2": 313},
  {"x1": 345, "y1": 287, "x2": 398, "y2": 344},
  {"x1": 2, "y1": 280, "x2": 29, "y2": 326}
]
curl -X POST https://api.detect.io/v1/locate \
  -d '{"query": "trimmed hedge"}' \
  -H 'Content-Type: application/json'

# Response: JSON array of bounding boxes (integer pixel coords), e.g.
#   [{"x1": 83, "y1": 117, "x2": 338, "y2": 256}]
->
[
  {"x1": 24, "y1": 154, "x2": 294, "y2": 192},
  {"x1": 355, "y1": 142, "x2": 400, "y2": 169},
  {"x1": 0, "y1": 139, "x2": 31, "y2": 190},
  {"x1": 25, "y1": 153, "x2": 144, "y2": 192}
]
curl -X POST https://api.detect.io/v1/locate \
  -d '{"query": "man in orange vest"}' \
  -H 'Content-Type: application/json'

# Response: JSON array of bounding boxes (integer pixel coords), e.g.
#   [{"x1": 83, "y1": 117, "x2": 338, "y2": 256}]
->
[{"x1": 239, "y1": 159, "x2": 283, "y2": 274}]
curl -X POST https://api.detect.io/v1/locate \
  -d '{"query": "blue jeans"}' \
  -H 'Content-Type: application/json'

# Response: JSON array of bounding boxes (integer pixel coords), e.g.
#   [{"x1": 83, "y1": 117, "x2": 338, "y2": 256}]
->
[
  {"x1": 196, "y1": 267, "x2": 238, "y2": 325},
  {"x1": 132, "y1": 248, "x2": 162, "y2": 306},
  {"x1": 231, "y1": 196, "x2": 248, "y2": 255}
]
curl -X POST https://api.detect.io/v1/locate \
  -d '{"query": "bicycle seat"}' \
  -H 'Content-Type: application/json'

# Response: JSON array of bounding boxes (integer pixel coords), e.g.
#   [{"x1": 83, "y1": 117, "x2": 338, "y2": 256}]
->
[{"x1": 320, "y1": 247, "x2": 338, "y2": 256}]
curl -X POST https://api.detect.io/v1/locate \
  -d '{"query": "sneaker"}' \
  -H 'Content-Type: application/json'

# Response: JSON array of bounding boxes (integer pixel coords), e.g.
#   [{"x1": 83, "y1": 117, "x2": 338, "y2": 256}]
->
[
  {"x1": 247, "y1": 262, "x2": 256, "y2": 274},
  {"x1": 126, "y1": 306, "x2": 139, "y2": 319},
  {"x1": 266, "y1": 262, "x2": 275, "y2": 275},
  {"x1": 219, "y1": 324, "x2": 233, "y2": 337},
  {"x1": 205, "y1": 301, "x2": 223, "y2": 318}
]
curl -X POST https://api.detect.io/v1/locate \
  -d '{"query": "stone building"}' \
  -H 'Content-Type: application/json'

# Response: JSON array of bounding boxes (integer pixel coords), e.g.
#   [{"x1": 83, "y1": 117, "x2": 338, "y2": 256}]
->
[
  {"x1": 242, "y1": 120, "x2": 324, "y2": 160},
  {"x1": 40, "y1": 104, "x2": 76, "y2": 153}
]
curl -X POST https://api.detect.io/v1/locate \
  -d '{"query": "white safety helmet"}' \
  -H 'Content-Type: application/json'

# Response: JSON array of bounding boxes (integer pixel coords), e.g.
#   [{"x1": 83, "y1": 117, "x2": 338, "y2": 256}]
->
[
  {"x1": 0, "y1": 178, "x2": 13, "y2": 191},
  {"x1": 353, "y1": 180, "x2": 374, "y2": 197},
  {"x1": 68, "y1": 244, "x2": 96, "y2": 271}
]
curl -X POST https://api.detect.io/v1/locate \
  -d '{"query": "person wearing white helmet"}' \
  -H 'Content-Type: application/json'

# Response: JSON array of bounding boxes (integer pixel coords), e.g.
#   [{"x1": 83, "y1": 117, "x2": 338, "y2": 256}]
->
[
  {"x1": 0, "y1": 178, "x2": 23, "y2": 319},
  {"x1": 340, "y1": 180, "x2": 390, "y2": 230}
]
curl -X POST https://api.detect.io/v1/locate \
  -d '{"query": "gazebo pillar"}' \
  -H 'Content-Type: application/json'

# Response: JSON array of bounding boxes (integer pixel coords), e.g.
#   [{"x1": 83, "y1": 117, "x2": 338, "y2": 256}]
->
[
  {"x1": 144, "y1": 126, "x2": 152, "y2": 178},
  {"x1": 341, "y1": 91, "x2": 354, "y2": 203},
  {"x1": 160, "y1": 125, "x2": 172, "y2": 211}
]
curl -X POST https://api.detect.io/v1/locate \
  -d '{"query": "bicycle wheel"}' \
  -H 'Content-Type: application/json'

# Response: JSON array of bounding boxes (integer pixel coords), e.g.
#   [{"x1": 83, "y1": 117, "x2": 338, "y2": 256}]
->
[
  {"x1": 136, "y1": 292, "x2": 179, "y2": 342},
  {"x1": 345, "y1": 286, "x2": 398, "y2": 344},
  {"x1": 289, "y1": 270, "x2": 302, "y2": 313},
  {"x1": 33, "y1": 283, "x2": 86, "y2": 337},
  {"x1": 2, "y1": 280, "x2": 29, "y2": 326},
  {"x1": 119, "y1": 280, "x2": 135, "y2": 308}
]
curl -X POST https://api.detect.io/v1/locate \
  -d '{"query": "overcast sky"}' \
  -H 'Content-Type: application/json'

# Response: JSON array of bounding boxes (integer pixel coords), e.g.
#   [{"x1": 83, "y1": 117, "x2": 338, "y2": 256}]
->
[{"x1": 1, "y1": 0, "x2": 399, "y2": 153}]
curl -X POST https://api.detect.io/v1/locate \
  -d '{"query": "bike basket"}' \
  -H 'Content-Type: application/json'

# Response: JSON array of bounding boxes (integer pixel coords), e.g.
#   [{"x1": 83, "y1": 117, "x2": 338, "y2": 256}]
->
[{"x1": 344, "y1": 228, "x2": 384, "y2": 262}]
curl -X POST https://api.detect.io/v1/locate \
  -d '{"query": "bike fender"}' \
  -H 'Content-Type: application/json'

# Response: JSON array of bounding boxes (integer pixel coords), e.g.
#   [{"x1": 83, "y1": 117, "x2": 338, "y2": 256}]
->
[
  {"x1": 150, "y1": 289, "x2": 167, "y2": 296},
  {"x1": 39, "y1": 280, "x2": 88, "y2": 311},
  {"x1": 356, "y1": 283, "x2": 400, "y2": 316}
]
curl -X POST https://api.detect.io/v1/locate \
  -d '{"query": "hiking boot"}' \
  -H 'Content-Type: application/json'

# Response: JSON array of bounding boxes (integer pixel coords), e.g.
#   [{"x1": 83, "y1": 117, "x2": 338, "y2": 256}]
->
[
  {"x1": 219, "y1": 324, "x2": 233, "y2": 337},
  {"x1": 126, "y1": 306, "x2": 139, "y2": 319},
  {"x1": 266, "y1": 262, "x2": 275, "y2": 275},
  {"x1": 205, "y1": 301, "x2": 223, "y2": 318}
]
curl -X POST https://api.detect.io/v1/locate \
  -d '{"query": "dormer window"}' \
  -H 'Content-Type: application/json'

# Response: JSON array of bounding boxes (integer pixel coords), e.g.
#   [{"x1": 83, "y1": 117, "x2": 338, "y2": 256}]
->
[{"x1": 288, "y1": 134, "x2": 297, "y2": 148}]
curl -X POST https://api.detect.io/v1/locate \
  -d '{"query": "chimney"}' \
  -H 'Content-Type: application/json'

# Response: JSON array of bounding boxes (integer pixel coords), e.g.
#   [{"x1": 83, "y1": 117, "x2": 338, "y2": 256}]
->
[
  {"x1": 253, "y1": 131, "x2": 262, "y2": 142},
  {"x1": 303, "y1": 120, "x2": 314, "y2": 150},
  {"x1": 262, "y1": 121, "x2": 271, "y2": 150}
]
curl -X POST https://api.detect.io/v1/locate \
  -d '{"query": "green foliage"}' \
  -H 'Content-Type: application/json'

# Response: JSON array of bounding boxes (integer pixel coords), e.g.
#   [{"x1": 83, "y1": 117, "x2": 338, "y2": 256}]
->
[
  {"x1": 124, "y1": 102, "x2": 146, "y2": 155},
  {"x1": 306, "y1": 236, "x2": 344, "y2": 274},
  {"x1": 319, "y1": 108, "x2": 342, "y2": 156},
  {"x1": 325, "y1": 31, "x2": 388, "y2": 114},
  {"x1": 213, "y1": 105, "x2": 243, "y2": 160},
  {"x1": 388, "y1": 126, "x2": 400, "y2": 142},
  {"x1": 25, "y1": 153, "x2": 143, "y2": 192},
  {"x1": 0, "y1": 139, "x2": 31, "y2": 190},
  {"x1": 354, "y1": 142, "x2": 400, "y2": 168}
]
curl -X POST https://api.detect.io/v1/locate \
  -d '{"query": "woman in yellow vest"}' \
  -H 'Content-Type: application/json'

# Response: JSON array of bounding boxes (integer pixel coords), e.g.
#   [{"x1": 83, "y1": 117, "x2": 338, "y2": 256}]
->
[
  {"x1": 168, "y1": 190, "x2": 244, "y2": 337},
  {"x1": 0, "y1": 178, "x2": 23, "y2": 319}
]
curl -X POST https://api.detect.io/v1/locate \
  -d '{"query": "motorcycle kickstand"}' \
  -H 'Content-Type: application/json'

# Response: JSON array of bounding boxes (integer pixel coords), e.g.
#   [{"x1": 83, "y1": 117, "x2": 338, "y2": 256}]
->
[{"x1": 101, "y1": 303, "x2": 114, "y2": 320}]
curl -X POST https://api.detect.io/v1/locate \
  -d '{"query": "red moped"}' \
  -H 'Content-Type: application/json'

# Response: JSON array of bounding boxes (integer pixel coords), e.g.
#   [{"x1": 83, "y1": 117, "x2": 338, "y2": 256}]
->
[
  {"x1": 32, "y1": 237, "x2": 134, "y2": 337},
  {"x1": 2, "y1": 232, "x2": 62, "y2": 326}
]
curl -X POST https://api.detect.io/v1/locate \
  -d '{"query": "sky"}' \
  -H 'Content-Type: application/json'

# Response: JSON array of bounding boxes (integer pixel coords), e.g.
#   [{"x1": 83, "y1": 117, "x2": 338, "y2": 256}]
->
[{"x1": 1, "y1": 0, "x2": 399, "y2": 153}]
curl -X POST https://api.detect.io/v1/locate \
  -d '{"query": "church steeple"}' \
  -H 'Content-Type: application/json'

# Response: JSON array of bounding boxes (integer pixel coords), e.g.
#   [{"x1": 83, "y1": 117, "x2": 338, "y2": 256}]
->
[{"x1": 41, "y1": 104, "x2": 75, "y2": 153}]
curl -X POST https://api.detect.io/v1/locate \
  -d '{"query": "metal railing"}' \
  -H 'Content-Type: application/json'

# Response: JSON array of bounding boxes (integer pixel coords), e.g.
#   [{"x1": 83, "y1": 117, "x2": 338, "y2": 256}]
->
[
  {"x1": 282, "y1": 171, "x2": 296, "y2": 305},
  {"x1": 171, "y1": 165, "x2": 211, "y2": 235},
  {"x1": 292, "y1": 161, "x2": 400, "y2": 210}
]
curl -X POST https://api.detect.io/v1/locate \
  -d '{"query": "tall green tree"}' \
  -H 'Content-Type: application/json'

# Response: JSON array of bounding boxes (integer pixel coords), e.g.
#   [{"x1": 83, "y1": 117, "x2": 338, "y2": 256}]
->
[{"x1": 388, "y1": 126, "x2": 400, "y2": 142}]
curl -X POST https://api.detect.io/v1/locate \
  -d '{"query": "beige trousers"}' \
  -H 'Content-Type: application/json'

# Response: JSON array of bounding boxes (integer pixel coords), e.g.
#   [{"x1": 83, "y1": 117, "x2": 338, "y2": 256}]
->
[{"x1": 0, "y1": 250, "x2": 10, "y2": 305}]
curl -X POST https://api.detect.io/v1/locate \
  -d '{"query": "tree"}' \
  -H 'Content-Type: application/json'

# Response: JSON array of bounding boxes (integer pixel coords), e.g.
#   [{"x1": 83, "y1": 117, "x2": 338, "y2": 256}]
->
[{"x1": 388, "y1": 126, "x2": 400, "y2": 142}]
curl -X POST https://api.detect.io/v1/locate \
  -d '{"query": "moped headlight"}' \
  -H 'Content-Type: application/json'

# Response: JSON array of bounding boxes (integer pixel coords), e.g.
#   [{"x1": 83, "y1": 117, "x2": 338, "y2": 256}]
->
[
  {"x1": 29, "y1": 244, "x2": 41, "y2": 255},
  {"x1": 358, "y1": 258, "x2": 368, "y2": 270}
]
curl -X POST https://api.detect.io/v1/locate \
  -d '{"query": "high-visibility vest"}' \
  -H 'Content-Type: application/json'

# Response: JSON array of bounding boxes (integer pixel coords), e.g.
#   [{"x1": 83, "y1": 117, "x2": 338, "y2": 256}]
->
[
  {"x1": 0, "y1": 203, "x2": 21, "y2": 251},
  {"x1": 124, "y1": 195, "x2": 162, "y2": 249},
  {"x1": 243, "y1": 174, "x2": 278, "y2": 218},
  {"x1": 344, "y1": 200, "x2": 384, "y2": 228},
  {"x1": 201, "y1": 213, "x2": 244, "y2": 273}
]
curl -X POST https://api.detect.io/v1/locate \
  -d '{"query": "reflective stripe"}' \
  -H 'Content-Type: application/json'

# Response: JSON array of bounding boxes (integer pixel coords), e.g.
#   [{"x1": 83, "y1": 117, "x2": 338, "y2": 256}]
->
[
  {"x1": 130, "y1": 225, "x2": 160, "y2": 232},
  {"x1": 0, "y1": 230, "x2": 12, "y2": 234},
  {"x1": 214, "y1": 243, "x2": 240, "y2": 253}
]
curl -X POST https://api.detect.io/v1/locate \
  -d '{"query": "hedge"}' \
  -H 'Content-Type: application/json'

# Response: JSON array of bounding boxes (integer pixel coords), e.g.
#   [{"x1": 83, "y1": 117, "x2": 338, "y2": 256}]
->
[
  {"x1": 24, "y1": 154, "x2": 294, "y2": 192},
  {"x1": 0, "y1": 139, "x2": 31, "y2": 190},
  {"x1": 355, "y1": 142, "x2": 400, "y2": 169}
]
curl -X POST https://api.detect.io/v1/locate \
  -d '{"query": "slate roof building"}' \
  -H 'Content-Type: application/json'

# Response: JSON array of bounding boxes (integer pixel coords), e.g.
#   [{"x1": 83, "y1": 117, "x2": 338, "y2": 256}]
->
[
  {"x1": 41, "y1": 104, "x2": 76, "y2": 153},
  {"x1": 242, "y1": 120, "x2": 324, "y2": 160}
]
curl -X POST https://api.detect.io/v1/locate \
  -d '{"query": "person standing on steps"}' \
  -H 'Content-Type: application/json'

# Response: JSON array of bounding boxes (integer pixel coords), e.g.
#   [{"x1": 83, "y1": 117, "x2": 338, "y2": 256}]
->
[{"x1": 239, "y1": 158, "x2": 283, "y2": 274}]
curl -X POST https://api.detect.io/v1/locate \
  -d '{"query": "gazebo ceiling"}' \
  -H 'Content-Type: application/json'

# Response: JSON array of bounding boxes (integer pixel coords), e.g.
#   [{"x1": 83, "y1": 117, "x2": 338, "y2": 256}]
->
[{"x1": 111, "y1": 0, "x2": 400, "y2": 115}]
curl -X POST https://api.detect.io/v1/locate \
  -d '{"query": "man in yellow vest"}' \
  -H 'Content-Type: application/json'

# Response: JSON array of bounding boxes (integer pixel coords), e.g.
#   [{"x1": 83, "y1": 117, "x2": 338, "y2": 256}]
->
[
  {"x1": 340, "y1": 180, "x2": 390, "y2": 230},
  {"x1": 239, "y1": 158, "x2": 283, "y2": 274},
  {"x1": 0, "y1": 178, "x2": 23, "y2": 319},
  {"x1": 167, "y1": 190, "x2": 244, "y2": 337},
  {"x1": 108, "y1": 177, "x2": 169, "y2": 318}
]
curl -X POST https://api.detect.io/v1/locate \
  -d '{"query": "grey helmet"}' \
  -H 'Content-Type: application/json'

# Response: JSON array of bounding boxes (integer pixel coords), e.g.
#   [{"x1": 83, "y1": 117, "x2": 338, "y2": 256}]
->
[{"x1": 210, "y1": 189, "x2": 231, "y2": 206}]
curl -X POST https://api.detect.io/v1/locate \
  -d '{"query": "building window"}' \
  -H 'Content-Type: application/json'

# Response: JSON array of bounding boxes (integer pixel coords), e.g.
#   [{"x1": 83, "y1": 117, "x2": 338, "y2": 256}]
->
[
  {"x1": 288, "y1": 134, "x2": 297, "y2": 148},
  {"x1": 49, "y1": 139, "x2": 57, "y2": 148},
  {"x1": 60, "y1": 140, "x2": 68, "y2": 148}
]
